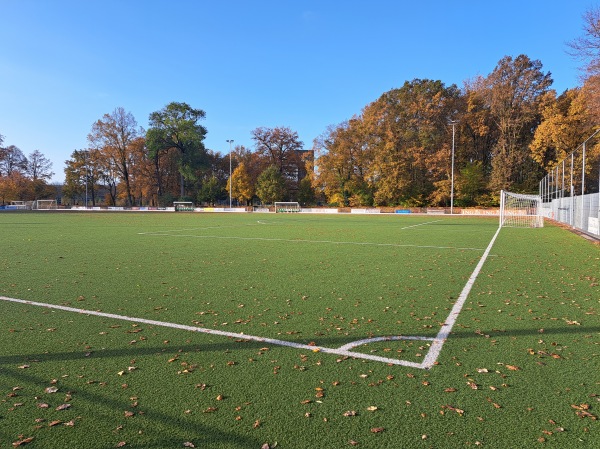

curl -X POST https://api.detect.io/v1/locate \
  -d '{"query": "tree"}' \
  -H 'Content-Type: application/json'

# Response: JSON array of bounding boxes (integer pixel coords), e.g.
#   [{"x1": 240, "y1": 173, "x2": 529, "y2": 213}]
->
[
  {"x1": 24, "y1": 150, "x2": 54, "y2": 200},
  {"x1": 146, "y1": 102, "x2": 208, "y2": 199},
  {"x1": 228, "y1": 161, "x2": 254, "y2": 205},
  {"x1": 197, "y1": 175, "x2": 224, "y2": 206},
  {"x1": 362, "y1": 79, "x2": 461, "y2": 206},
  {"x1": 568, "y1": 7, "x2": 600, "y2": 78},
  {"x1": 297, "y1": 176, "x2": 316, "y2": 206},
  {"x1": 251, "y1": 126, "x2": 305, "y2": 195},
  {"x1": 88, "y1": 107, "x2": 142, "y2": 206},
  {"x1": 255, "y1": 165, "x2": 287, "y2": 204},
  {"x1": 26, "y1": 150, "x2": 54, "y2": 181},
  {"x1": 456, "y1": 161, "x2": 487, "y2": 206},
  {"x1": 0, "y1": 145, "x2": 28, "y2": 176},
  {"x1": 479, "y1": 55, "x2": 552, "y2": 192},
  {"x1": 530, "y1": 88, "x2": 595, "y2": 170},
  {"x1": 252, "y1": 127, "x2": 304, "y2": 173},
  {"x1": 313, "y1": 120, "x2": 372, "y2": 206},
  {"x1": 566, "y1": 7, "x2": 600, "y2": 122},
  {"x1": 63, "y1": 149, "x2": 104, "y2": 206}
]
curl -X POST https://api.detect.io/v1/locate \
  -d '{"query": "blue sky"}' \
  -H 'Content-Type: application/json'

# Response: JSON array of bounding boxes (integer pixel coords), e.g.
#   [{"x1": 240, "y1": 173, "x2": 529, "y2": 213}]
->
[{"x1": 0, "y1": 0, "x2": 595, "y2": 183}]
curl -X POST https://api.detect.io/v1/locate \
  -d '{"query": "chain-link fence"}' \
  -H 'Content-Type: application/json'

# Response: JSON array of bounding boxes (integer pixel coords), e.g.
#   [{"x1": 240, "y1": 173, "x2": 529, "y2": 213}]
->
[{"x1": 539, "y1": 130, "x2": 600, "y2": 237}]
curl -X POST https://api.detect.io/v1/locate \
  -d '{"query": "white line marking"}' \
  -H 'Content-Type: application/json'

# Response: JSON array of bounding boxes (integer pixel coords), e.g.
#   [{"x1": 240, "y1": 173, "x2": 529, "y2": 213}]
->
[
  {"x1": 420, "y1": 226, "x2": 502, "y2": 369},
  {"x1": 137, "y1": 233, "x2": 486, "y2": 252},
  {"x1": 400, "y1": 220, "x2": 442, "y2": 230},
  {"x1": 0, "y1": 296, "x2": 423, "y2": 368},
  {"x1": 1, "y1": 227, "x2": 500, "y2": 370}
]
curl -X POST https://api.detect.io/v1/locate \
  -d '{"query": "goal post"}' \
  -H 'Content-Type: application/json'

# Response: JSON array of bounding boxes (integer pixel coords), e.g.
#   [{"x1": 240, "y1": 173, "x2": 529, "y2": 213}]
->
[
  {"x1": 33, "y1": 199, "x2": 58, "y2": 210},
  {"x1": 499, "y1": 190, "x2": 543, "y2": 228},
  {"x1": 274, "y1": 202, "x2": 301, "y2": 213}
]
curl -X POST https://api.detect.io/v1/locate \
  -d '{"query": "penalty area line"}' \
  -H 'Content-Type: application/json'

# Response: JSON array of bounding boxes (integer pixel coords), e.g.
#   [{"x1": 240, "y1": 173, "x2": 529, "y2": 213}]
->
[
  {"x1": 0, "y1": 296, "x2": 424, "y2": 369},
  {"x1": 137, "y1": 232, "x2": 487, "y2": 252}
]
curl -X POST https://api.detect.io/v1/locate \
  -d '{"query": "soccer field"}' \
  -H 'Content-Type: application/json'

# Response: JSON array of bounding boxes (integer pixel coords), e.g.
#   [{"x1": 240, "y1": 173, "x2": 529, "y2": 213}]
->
[{"x1": 0, "y1": 212, "x2": 598, "y2": 448}]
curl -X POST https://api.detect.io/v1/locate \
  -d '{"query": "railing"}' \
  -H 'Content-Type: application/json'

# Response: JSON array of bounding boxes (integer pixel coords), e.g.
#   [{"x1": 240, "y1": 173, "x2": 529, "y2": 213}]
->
[{"x1": 539, "y1": 131, "x2": 600, "y2": 237}]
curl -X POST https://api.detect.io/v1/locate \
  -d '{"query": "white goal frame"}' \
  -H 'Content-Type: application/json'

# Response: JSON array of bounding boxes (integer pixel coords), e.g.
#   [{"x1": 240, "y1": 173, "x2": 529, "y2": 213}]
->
[
  {"x1": 274, "y1": 202, "x2": 301, "y2": 213},
  {"x1": 33, "y1": 199, "x2": 58, "y2": 210},
  {"x1": 499, "y1": 190, "x2": 543, "y2": 228}
]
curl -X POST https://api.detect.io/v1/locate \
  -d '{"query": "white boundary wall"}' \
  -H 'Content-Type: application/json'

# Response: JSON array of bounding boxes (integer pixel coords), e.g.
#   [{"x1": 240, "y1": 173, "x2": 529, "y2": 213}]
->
[{"x1": 542, "y1": 192, "x2": 600, "y2": 237}]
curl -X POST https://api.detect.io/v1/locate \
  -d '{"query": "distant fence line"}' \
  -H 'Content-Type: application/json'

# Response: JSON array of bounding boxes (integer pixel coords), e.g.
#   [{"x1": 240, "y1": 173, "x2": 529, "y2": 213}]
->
[{"x1": 539, "y1": 130, "x2": 600, "y2": 237}]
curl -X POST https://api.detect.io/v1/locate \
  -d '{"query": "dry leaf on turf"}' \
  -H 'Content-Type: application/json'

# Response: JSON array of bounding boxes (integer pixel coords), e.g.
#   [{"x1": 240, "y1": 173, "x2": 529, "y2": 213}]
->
[
  {"x1": 370, "y1": 427, "x2": 385, "y2": 433},
  {"x1": 12, "y1": 437, "x2": 34, "y2": 447},
  {"x1": 55, "y1": 404, "x2": 71, "y2": 411}
]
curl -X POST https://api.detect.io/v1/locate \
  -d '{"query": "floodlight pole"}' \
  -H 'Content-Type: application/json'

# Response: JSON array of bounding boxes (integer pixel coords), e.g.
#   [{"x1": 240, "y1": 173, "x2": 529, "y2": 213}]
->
[
  {"x1": 226, "y1": 139, "x2": 234, "y2": 209},
  {"x1": 84, "y1": 151, "x2": 88, "y2": 209},
  {"x1": 449, "y1": 120, "x2": 458, "y2": 215}
]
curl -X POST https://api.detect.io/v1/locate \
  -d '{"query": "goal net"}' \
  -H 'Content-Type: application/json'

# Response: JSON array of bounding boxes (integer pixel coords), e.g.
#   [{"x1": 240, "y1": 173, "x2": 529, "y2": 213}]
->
[
  {"x1": 274, "y1": 202, "x2": 301, "y2": 213},
  {"x1": 499, "y1": 190, "x2": 543, "y2": 228},
  {"x1": 33, "y1": 199, "x2": 58, "y2": 210}
]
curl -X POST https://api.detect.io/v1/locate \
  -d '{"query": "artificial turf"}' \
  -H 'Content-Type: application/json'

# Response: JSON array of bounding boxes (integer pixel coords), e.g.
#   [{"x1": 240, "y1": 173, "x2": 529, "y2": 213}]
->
[{"x1": 0, "y1": 211, "x2": 598, "y2": 448}]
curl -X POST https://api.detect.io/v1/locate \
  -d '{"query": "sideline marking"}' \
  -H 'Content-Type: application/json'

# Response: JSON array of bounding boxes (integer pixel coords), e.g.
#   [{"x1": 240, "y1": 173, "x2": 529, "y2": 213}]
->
[
  {"x1": 420, "y1": 226, "x2": 501, "y2": 369},
  {"x1": 1, "y1": 227, "x2": 500, "y2": 369}
]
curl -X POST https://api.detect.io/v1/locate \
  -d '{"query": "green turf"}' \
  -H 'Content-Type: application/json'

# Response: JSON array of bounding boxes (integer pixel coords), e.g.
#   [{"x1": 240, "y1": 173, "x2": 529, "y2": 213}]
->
[{"x1": 0, "y1": 211, "x2": 598, "y2": 448}]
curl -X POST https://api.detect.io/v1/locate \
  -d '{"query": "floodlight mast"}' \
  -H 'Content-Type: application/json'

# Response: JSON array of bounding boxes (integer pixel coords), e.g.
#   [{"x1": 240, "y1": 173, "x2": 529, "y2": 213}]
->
[
  {"x1": 226, "y1": 139, "x2": 234, "y2": 209},
  {"x1": 449, "y1": 120, "x2": 458, "y2": 215}
]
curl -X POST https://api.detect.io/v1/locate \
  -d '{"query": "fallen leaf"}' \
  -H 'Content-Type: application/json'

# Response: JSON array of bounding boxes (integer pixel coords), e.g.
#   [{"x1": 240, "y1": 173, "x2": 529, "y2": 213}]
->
[
  {"x1": 366, "y1": 406, "x2": 378, "y2": 411},
  {"x1": 183, "y1": 442, "x2": 195, "y2": 448},
  {"x1": 116, "y1": 442, "x2": 126, "y2": 448},
  {"x1": 343, "y1": 410, "x2": 357, "y2": 417},
  {"x1": 45, "y1": 387, "x2": 58, "y2": 394},
  {"x1": 48, "y1": 420, "x2": 62, "y2": 427},
  {"x1": 506, "y1": 365, "x2": 520, "y2": 371},
  {"x1": 55, "y1": 403, "x2": 71, "y2": 411},
  {"x1": 124, "y1": 411, "x2": 135, "y2": 418},
  {"x1": 12, "y1": 437, "x2": 34, "y2": 447},
  {"x1": 370, "y1": 427, "x2": 385, "y2": 433}
]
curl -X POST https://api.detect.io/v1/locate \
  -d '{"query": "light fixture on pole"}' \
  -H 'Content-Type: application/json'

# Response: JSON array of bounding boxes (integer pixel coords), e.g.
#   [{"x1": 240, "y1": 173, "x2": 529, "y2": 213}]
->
[
  {"x1": 226, "y1": 139, "x2": 234, "y2": 209},
  {"x1": 448, "y1": 120, "x2": 458, "y2": 215}
]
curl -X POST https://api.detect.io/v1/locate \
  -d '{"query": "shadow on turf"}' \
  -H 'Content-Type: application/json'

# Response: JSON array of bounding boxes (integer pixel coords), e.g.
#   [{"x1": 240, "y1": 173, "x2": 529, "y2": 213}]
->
[
  {"x1": 1, "y1": 325, "x2": 598, "y2": 366},
  {"x1": 0, "y1": 365, "x2": 261, "y2": 448}
]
